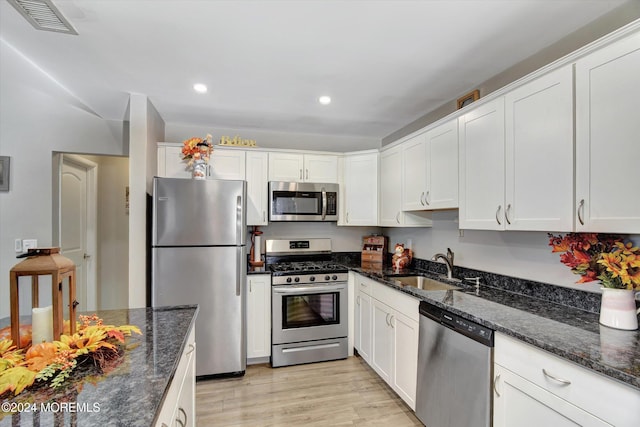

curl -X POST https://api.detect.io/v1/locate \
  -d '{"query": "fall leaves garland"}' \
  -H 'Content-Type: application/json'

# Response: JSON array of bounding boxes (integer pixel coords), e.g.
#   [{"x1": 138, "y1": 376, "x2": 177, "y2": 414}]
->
[{"x1": 0, "y1": 315, "x2": 141, "y2": 397}]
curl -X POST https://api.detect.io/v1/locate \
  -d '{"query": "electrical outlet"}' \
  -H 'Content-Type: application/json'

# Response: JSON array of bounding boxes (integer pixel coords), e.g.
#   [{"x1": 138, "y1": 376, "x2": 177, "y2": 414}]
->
[
  {"x1": 15, "y1": 239, "x2": 22, "y2": 252},
  {"x1": 22, "y1": 239, "x2": 38, "y2": 251}
]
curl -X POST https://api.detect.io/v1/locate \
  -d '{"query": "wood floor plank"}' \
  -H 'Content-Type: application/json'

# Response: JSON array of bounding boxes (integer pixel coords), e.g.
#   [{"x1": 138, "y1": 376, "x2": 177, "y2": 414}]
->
[{"x1": 196, "y1": 356, "x2": 423, "y2": 426}]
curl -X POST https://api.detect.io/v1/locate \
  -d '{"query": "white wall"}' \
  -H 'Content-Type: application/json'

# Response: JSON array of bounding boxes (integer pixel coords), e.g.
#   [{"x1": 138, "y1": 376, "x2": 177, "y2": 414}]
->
[
  {"x1": 0, "y1": 40, "x2": 127, "y2": 319},
  {"x1": 385, "y1": 210, "x2": 640, "y2": 293},
  {"x1": 165, "y1": 123, "x2": 379, "y2": 153}
]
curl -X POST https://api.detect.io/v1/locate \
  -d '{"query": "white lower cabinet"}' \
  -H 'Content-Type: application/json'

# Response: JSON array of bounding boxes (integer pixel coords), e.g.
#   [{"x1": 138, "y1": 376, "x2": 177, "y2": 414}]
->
[
  {"x1": 354, "y1": 274, "x2": 419, "y2": 410},
  {"x1": 155, "y1": 327, "x2": 196, "y2": 427},
  {"x1": 494, "y1": 333, "x2": 640, "y2": 427},
  {"x1": 246, "y1": 274, "x2": 271, "y2": 360}
]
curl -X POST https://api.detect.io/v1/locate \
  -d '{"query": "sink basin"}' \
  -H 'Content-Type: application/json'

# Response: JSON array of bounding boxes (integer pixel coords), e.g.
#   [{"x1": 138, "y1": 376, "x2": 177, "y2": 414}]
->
[{"x1": 392, "y1": 276, "x2": 460, "y2": 291}]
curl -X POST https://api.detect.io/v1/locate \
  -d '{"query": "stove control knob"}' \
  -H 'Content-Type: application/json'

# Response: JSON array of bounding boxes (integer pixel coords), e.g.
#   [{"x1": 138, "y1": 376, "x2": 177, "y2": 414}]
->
[
  {"x1": 294, "y1": 277, "x2": 300, "y2": 283},
  {"x1": 286, "y1": 277, "x2": 292, "y2": 283},
  {"x1": 332, "y1": 275, "x2": 338, "y2": 281},
  {"x1": 324, "y1": 275, "x2": 331, "y2": 281},
  {"x1": 310, "y1": 276, "x2": 315, "y2": 282}
]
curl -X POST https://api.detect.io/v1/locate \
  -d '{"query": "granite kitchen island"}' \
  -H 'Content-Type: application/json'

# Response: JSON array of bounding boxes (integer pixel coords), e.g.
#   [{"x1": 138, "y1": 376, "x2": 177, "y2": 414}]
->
[{"x1": 0, "y1": 305, "x2": 198, "y2": 427}]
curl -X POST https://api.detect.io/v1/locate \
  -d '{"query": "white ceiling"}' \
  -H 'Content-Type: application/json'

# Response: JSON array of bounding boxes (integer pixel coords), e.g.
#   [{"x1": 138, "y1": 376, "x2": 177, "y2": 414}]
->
[{"x1": 0, "y1": 0, "x2": 632, "y2": 139}]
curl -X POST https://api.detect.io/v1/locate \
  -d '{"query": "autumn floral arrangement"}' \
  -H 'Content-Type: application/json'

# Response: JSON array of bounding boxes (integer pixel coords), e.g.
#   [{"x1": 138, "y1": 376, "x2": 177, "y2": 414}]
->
[
  {"x1": 181, "y1": 134, "x2": 213, "y2": 166},
  {"x1": 0, "y1": 314, "x2": 141, "y2": 397},
  {"x1": 548, "y1": 233, "x2": 640, "y2": 290}
]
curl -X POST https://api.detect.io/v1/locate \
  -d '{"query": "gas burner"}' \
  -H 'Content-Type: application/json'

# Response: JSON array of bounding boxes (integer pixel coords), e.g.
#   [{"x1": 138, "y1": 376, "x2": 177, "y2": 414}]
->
[{"x1": 269, "y1": 261, "x2": 348, "y2": 274}]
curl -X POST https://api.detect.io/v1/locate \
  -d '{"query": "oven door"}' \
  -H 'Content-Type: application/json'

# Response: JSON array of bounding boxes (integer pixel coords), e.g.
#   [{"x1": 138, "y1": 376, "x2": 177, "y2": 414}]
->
[{"x1": 272, "y1": 282, "x2": 348, "y2": 345}]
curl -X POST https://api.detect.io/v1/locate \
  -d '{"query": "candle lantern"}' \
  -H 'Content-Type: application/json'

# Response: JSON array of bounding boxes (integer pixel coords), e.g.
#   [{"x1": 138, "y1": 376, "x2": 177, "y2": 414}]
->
[{"x1": 9, "y1": 247, "x2": 78, "y2": 348}]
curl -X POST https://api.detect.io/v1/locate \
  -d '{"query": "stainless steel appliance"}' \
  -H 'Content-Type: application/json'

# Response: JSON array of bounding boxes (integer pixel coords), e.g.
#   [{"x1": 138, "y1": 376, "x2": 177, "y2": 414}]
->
[
  {"x1": 416, "y1": 300, "x2": 494, "y2": 427},
  {"x1": 151, "y1": 177, "x2": 247, "y2": 378},
  {"x1": 269, "y1": 181, "x2": 338, "y2": 222},
  {"x1": 267, "y1": 238, "x2": 348, "y2": 367}
]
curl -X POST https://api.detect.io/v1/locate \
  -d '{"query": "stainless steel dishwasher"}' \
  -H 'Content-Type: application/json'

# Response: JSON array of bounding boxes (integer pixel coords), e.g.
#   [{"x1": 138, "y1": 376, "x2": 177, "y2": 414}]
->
[{"x1": 416, "y1": 300, "x2": 494, "y2": 427}]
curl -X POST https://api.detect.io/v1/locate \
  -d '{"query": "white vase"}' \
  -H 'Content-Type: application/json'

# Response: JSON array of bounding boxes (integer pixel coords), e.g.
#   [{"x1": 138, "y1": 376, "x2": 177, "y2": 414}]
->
[
  {"x1": 599, "y1": 287, "x2": 640, "y2": 330},
  {"x1": 192, "y1": 159, "x2": 207, "y2": 180}
]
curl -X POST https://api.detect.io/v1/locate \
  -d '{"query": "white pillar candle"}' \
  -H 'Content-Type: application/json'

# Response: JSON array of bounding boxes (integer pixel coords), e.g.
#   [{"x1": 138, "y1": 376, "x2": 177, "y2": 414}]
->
[
  {"x1": 32, "y1": 305, "x2": 53, "y2": 345},
  {"x1": 253, "y1": 235, "x2": 262, "y2": 262}
]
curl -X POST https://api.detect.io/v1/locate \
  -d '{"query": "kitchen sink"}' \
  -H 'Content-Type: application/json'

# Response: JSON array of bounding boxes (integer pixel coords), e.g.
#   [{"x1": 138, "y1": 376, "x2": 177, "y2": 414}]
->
[{"x1": 392, "y1": 276, "x2": 461, "y2": 291}]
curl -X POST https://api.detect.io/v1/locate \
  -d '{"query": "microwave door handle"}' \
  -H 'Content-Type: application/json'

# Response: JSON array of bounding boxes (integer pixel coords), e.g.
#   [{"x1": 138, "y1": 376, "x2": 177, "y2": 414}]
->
[{"x1": 321, "y1": 187, "x2": 327, "y2": 220}]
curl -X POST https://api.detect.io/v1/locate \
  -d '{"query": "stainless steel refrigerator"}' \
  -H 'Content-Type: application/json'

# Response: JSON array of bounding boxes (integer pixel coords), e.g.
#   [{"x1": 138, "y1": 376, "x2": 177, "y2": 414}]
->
[{"x1": 151, "y1": 177, "x2": 246, "y2": 377}]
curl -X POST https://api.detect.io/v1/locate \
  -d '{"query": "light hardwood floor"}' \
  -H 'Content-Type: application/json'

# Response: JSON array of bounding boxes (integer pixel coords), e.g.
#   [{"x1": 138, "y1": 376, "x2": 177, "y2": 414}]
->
[{"x1": 196, "y1": 356, "x2": 423, "y2": 426}]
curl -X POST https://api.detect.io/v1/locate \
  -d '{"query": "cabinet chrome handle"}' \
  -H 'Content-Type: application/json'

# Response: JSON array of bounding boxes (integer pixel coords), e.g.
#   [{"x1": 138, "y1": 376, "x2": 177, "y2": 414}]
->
[
  {"x1": 425, "y1": 191, "x2": 430, "y2": 206},
  {"x1": 306, "y1": 169, "x2": 309, "y2": 180},
  {"x1": 299, "y1": 169, "x2": 303, "y2": 180},
  {"x1": 186, "y1": 343, "x2": 195, "y2": 355},
  {"x1": 542, "y1": 369, "x2": 571, "y2": 386},
  {"x1": 494, "y1": 374, "x2": 501, "y2": 397},
  {"x1": 505, "y1": 204, "x2": 512, "y2": 225},
  {"x1": 356, "y1": 295, "x2": 360, "y2": 305},
  {"x1": 396, "y1": 212, "x2": 400, "y2": 224},
  {"x1": 346, "y1": 212, "x2": 349, "y2": 223},
  {"x1": 420, "y1": 192, "x2": 425, "y2": 206},
  {"x1": 178, "y1": 407, "x2": 188, "y2": 426},
  {"x1": 249, "y1": 280, "x2": 252, "y2": 293},
  {"x1": 577, "y1": 199, "x2": 585, "y2": 225},
  {"x1": 263, "y1": 211, "x2": 266, "y2": 222},
  {"x1": 495, "y1": 205, "x2": 502, "y2": 225},
  {"x1": 389, "y1": 315, "x2": 394, "y2": 328},
  {"x1": 385, "y1": 313, "x2": 390, "y2": 326}
]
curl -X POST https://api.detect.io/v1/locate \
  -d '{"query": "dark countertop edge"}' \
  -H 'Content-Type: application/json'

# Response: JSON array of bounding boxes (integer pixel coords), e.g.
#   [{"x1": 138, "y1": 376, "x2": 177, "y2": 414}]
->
[
  {"x1": 352, "y1": 268, "x2": 640, "y2": 391},
  {"x1": 150, "y1": 305, "x2": 199, "y2": 426}
]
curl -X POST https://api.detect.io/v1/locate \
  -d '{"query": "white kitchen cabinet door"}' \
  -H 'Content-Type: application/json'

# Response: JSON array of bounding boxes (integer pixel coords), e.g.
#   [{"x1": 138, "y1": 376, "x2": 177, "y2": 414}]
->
[
  {"x1": 208, "y1": 149, "x2": 245, "y2": 180},
  {"x1": 246, "y1": 151, "x2": 268, "y2": 226},
  {"x1": 505, "y1": 65, "x2": 574, "y2": 231},
  {"x1": 343, "y1": 152, "x2": 378, "y2": 226},
  {"x1": 371, "y1": 299, "x2": 393, "y2": 384},
  {"x1": 246, "y1": 274, "x2": 271, "y2": 359},
  {"x1": 355, "y1": 289, "x2": 373, "y2": 364},
  {"x1": 157, "y1": 145, "x2": 191, "y2": 178},
  {"x1": 304, "y1": 154, "x2": 339, "y2": 183},
  {"x1": 268, "y1": 152, "x2": 304, "y2": 182},
  {"x1": 380, "y1": 146, "x2": 404, "y2": 226},
  {"x1": 459, "y1": 97, "x2": 506, "y2": 230},
  {"x1": 493, "y1": 364, "x2": 611, "y2": 427},
  {"x1": 426, "y1": 119, "x2": 458, "y2": 210},
  {"x1": 575, "y1": 32, "x2": 640, "y2": 233},
  {"x1": 391, "y1": 310, "x2": 419, "y2": 410},
  {"x1": 402, "y1": 134, "x2": 428, "y2": 211}
]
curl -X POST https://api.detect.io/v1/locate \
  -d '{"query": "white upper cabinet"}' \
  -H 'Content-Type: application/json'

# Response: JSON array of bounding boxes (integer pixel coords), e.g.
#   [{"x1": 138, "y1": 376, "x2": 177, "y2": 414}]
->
[
  {"x1": 460, "y1": 66, "x2": 574, "y2": 231},
  {"x1": 268, "y1": 152, "x2": 338, "y2": 183},
  {"x1": 459, "y1": 97, "x2": 506, "y2": 230},
  {"x1": 575, "y1": 32, "x2": 640, "y2": 233},
  {"x1": 381, "y1": 145, "x2": 432, "y2": 227},
  {"x1": 209, "y1": 149, "x2": 246, "y2": 180},
  {"x1": 245, "y1": 151, "x2": 269, "y2": 226},
  {"x1": 504, "y1": 65, "x2": 574, "y2": 231},
  {"x1": 402, "y1": 119, "x2": 458, "y2": 211},
  {"x1": 342, "y1": 151, "x2": 378, "y2": 226},
  {"x1": 380, "y1": 145, "x2": 405, "y2": 226},
  {"x1": 157, "y1": 144, "x2": 191, "y2": 178}
]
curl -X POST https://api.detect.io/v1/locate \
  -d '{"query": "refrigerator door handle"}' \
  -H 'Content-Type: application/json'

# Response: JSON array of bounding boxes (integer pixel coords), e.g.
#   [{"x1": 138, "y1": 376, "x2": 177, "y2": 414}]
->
[
  {"x1": 236, "y1": 246, "x2": 242, "y2": 297},
  {"x1": 236, "y1": 195, "x2": 243, "y2": 247}
]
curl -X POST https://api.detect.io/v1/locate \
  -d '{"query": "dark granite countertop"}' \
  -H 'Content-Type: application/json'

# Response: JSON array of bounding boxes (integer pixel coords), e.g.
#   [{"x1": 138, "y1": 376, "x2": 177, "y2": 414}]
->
[
  {"x1": 349, "y1": 264, "x2": 640, "y2": 391},
  {"x1": 0, "y1": 305, "x2": 198, "y2": 427}
]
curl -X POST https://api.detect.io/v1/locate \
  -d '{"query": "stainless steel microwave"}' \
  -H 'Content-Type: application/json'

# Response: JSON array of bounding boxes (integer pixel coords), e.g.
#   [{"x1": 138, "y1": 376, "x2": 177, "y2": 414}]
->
[{"x1": 269, "y1": 181, "x2": 338, "y2": 222}]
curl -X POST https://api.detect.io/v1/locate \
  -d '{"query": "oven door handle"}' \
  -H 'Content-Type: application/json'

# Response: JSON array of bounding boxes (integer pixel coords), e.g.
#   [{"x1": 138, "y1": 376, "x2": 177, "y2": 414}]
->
[{"x1": 273, "y1": 285, "x2": 344, "y2": 294}]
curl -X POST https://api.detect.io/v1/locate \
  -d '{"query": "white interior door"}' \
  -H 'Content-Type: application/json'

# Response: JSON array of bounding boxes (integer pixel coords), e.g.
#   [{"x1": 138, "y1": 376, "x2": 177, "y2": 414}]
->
[{"x1": 60, "y1": 155, "x2": 97, "y2": 311}]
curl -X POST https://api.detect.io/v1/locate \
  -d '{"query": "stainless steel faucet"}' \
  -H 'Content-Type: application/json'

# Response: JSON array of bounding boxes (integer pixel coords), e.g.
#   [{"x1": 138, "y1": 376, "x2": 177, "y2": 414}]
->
[{"x1": 432, "y1": 248, "x2": 455, "y2": 280}]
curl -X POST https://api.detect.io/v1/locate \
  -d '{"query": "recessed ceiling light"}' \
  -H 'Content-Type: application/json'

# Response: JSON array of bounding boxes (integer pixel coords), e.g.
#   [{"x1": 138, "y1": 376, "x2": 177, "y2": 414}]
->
[
  {"x1": 193, "y1": 83, "x2": 208, "y2": 94},
  {"x1": 318, "y1": 96, "x2": 331, "y2": 105}
]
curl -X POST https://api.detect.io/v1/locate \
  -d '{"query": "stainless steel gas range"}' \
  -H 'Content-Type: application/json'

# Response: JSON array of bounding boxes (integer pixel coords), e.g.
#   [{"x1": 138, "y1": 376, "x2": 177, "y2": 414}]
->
[{"x1": 266, "y1": 238, "x2": 349, "y2": 367}]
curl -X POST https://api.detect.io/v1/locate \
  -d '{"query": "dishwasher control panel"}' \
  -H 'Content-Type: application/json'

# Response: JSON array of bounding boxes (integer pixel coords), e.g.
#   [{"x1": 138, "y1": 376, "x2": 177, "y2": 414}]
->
[{"x1": 420, "y1": 301, "x2": 494, "y2": 346}]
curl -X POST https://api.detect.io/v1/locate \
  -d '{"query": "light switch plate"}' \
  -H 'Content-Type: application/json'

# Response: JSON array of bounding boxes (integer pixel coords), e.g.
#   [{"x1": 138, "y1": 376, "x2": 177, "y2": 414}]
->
[
  {"x1": 22, "y1": 239, "x2": 38, "y2": 251},
  {"x1": 14, "y1": 239, "x2": 22, "y2": 252}
]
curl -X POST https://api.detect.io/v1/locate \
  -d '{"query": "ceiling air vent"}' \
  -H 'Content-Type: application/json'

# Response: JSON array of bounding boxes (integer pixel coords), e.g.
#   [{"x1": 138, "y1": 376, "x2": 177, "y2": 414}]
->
[{"x1": 7, "y1": 0, "x2": 78, "y2": 35}]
